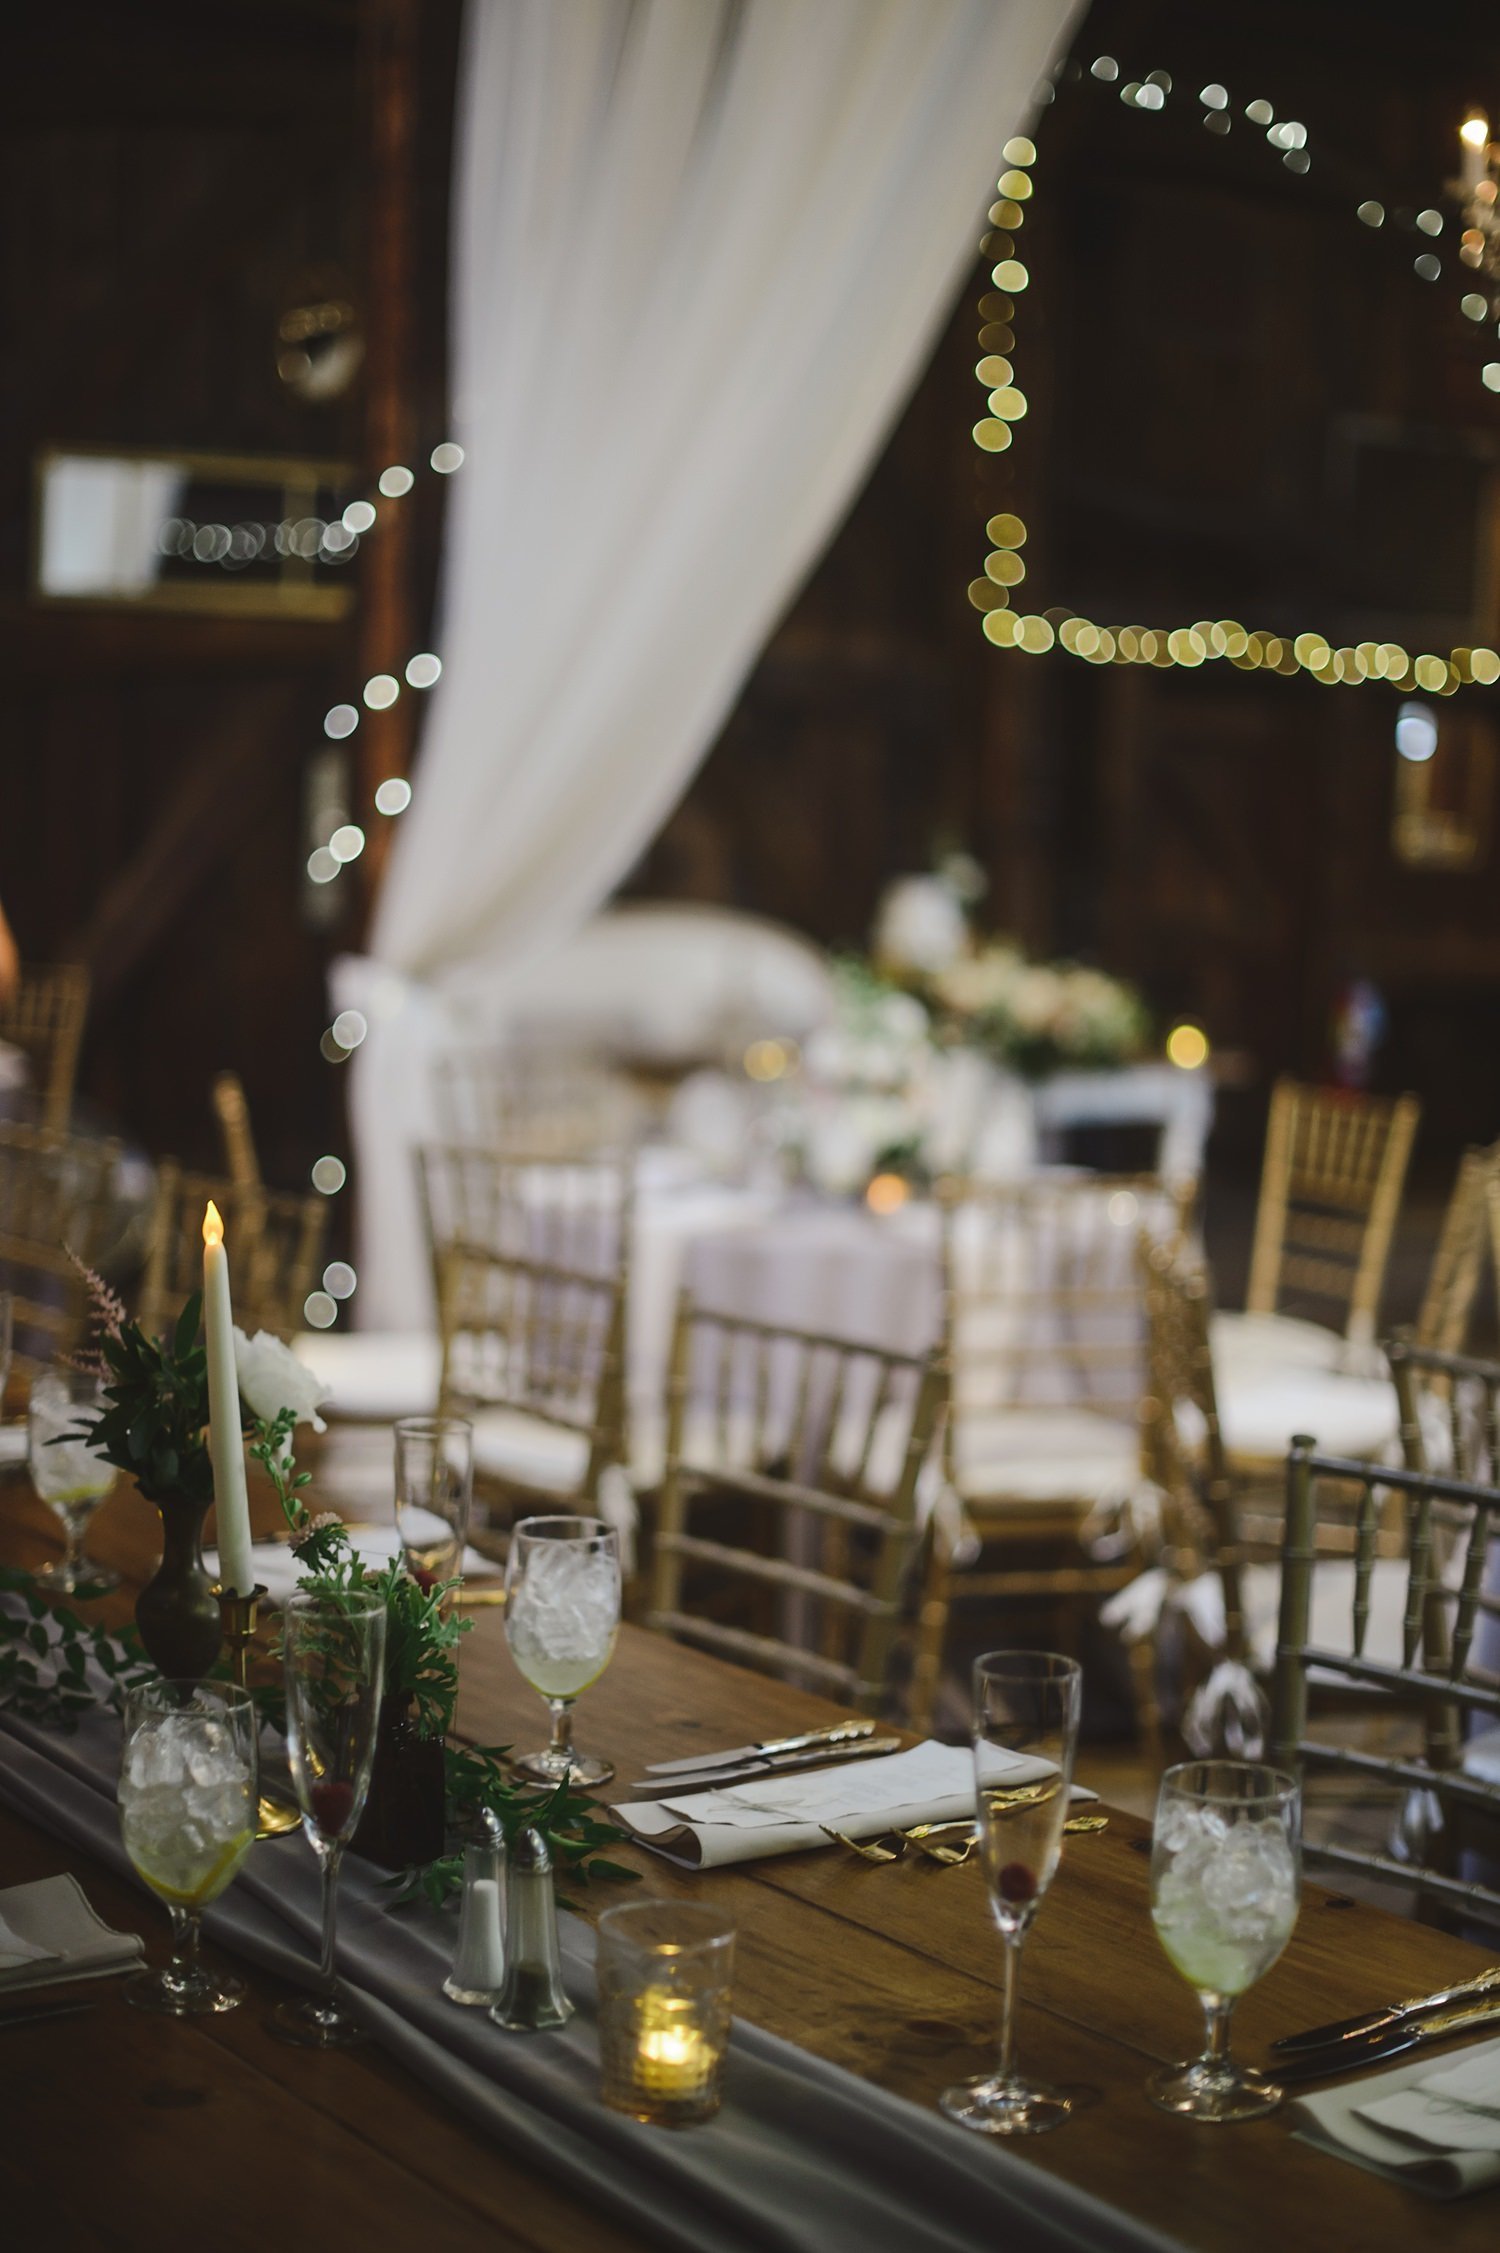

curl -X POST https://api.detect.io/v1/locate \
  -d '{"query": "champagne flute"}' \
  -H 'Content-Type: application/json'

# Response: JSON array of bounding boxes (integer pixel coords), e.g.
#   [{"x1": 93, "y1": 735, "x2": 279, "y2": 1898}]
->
[
  {"x1": 28, "y1": 1367, "x2": 120, "y2": 1594},
  {"x1": 118, "y1": 1680, "x2": 257, "y2": 2014},
  {"x1": 504, "y1": 1515, "x2": 620, "y2": 1785},
  {"x1": 274, "y1": 1586, "x2": 387, "y2": 2048},
  {"x1": 393, "y1": 1415, "x2": 473, "y2": 1587},
  {"x1": 941, "y1": 1651, "x2": 1082, "y2": 2137},
  {"x1": 1148, "y1": 1759, "x2": 1301, "y2": 2122}
]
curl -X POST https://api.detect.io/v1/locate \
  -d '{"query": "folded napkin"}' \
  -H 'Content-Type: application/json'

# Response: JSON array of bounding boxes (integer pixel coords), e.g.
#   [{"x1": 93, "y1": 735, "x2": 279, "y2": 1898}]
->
[
  {"x1": 204, "y1": 1527, "x2": 492, "y2": 1605},
  {"x1": 1291, "y1": 2034, "x2": 1500, "y2": 2198},
  {"x1": 0, "y1": 1873, "x2": 142, "y2": 1994},
  {"x1": 617, "y1": 1740, "x2": 1094, "y2": 1870}
]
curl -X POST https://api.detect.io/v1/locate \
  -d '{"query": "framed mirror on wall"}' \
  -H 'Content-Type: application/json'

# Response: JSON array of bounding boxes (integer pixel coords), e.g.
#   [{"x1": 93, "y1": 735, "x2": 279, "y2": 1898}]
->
[{"x1": 30, "y1": 445, "x2": 360, "y2": 620}]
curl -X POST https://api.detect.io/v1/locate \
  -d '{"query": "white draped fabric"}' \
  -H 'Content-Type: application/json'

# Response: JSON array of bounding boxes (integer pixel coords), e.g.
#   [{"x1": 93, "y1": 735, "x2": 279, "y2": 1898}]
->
[{"x1": 342, "y1": 0, "x2": 1075, "y2": 1328}]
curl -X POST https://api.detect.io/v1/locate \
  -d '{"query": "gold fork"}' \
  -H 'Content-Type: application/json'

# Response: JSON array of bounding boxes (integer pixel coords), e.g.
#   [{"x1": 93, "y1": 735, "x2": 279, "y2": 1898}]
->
[{"x1": 819, "y1": 1825, "x2": 902, "y2": 1863}]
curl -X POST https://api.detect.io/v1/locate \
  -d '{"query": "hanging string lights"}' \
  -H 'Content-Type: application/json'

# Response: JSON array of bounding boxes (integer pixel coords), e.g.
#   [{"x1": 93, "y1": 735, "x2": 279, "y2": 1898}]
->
[{"x1": 971, "y1": 73, "x2": 1500, "y2": 692}]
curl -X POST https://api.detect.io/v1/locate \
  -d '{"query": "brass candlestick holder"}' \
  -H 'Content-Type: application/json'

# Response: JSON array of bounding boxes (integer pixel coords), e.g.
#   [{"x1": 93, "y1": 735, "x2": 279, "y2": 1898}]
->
[{"x1": 215, "y1": 1582, "x2": 301, "y2": 1839}]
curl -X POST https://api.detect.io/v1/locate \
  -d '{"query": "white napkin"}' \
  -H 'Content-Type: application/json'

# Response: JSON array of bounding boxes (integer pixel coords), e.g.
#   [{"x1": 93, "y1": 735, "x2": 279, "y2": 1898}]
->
[
  {"x1": 204, "y1": 1527, "x2": 493, "y2": 1605},
  {"x1": 617, "y1": 1740, "x2": 1094, "y2": 1870},
  {"x1": 1292, "y1": 2034, "x2": 1500, "y2": 2198},
  {"x1": 0, "y1": 1424, "x2": 27, "y2": 1468},
  {"x1": 0, "y1": 1874, "x2": 142, "y2": 1993}
]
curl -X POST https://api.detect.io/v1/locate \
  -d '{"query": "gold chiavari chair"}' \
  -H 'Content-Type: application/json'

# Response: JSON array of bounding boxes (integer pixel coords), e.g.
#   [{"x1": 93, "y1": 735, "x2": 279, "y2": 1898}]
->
[
  {"x1": 212, "y1": 1072, "x2": 262, "y2": 1193},
  {"x1": 908, "y1": 1172, "x2": 1195, "y2": 1730},
  {"x1": 1270, "y1": 1441, "x2": 1500, "y2": 1932},
  {"x1": 138, "y1": 1163, "x2": 328, "y2": 1343},
  {"x1": 418, "y1": 1143, "x2": 634, "y2": 1281},
  {"x1": 431, "y1": 1047, "x2": 647, "y2": 1159},
  {"x1": 648, "y1": 1296, "x2": 944, "y2": 1717},
  {"x1": 0, "y1": 965, "x2": 90, "y2": 1135},
  {"x1": 1210, "y1": 1137, "x2": 1494, "y2": 1489},
  {"x1": 1124, "y1": 1240, "x2": 1421, "y2": 1746},
  {"x1": 1218, "y1": 1080, "x2": 1420, "y2": 1382},
  {"x1": 0, "y1": 1120, "x2": 122, "y2": 1387},
  {"x1": 1389, "y1": 1338, "x2": 1500, "y2": 1778},
  {"x1": 433, "y1": 1237, "x2": 628, "y2": 1526}
]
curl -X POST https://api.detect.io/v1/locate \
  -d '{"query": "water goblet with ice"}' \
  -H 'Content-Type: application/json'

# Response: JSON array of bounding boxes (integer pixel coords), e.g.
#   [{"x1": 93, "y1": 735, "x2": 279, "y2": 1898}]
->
[
  {"x1": 504, "y1": 1515, "x2": 620, "y2": 1786},
  {"x1": 118, "y1": 1680, "x2": 258, "y2": 2014},
  {"x1": 1148, "y1": 1759, "x2": 1301, "y2": 2122}
]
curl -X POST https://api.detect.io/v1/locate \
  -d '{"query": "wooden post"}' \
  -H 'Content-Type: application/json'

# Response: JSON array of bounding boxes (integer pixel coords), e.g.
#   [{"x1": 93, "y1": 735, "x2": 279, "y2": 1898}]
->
[{"x1": 357, "y1": 0, "x2": 421, "y2": 910}]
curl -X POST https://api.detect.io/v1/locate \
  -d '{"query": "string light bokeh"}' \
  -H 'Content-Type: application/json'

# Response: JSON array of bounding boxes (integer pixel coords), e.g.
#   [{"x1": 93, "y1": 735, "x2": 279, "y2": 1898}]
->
[
  {"x1": 305, "y1": 438, "x2": 462, "y2": 1327},
  {"x1": 971, "y1": 75, "x2": 1500, "y2": 692}
]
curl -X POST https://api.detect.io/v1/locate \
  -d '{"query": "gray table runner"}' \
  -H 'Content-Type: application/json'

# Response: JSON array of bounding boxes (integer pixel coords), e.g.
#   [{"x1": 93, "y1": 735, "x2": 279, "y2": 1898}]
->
[{"x1": 0, "y1": 1700, "x2": 1185, "y2": 2253}]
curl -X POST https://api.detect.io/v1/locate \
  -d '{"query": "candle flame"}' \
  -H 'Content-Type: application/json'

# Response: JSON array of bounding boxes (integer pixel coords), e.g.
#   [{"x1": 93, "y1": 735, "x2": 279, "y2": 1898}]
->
[
  {"x1": 203, "y1": 1199, "x2": 224, "y2": 1249},
  {"x1": 1462, "y1": 113, "x2": 1490, "y2": 149}
]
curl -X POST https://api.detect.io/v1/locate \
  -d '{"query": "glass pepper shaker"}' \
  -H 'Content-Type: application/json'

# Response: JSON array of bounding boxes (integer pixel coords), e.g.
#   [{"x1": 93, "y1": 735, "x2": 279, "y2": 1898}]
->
[{"x1": 490, "y1": 1824, "x2": 573, "y2": 2031}]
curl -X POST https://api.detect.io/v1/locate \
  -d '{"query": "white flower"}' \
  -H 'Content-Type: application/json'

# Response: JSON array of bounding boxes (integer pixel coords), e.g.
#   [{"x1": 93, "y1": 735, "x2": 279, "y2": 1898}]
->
[
  {"x1": 234, "y1": 1327, "x2": 329, "y2": 1433},
  {"x1": 872, "y1": 876, "x2": 968, "y2": 975}
]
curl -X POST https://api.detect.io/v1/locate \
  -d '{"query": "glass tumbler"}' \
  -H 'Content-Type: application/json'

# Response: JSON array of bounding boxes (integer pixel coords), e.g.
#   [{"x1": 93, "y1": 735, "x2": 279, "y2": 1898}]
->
[{"x1": 597, "y1": 1901, "x2": 735, "y2": 2127}]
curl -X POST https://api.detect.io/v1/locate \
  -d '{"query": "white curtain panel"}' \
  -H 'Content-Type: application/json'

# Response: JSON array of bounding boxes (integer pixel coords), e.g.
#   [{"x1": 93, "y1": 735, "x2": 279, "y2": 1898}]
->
[{"x1": 340, "y1": 0, "x2": 1075, "y2": 1329}]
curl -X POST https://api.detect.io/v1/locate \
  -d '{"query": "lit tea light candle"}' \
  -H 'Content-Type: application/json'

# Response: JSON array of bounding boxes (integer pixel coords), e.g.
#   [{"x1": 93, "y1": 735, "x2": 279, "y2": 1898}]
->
[{"x1": 632, "y1": 1989, "x2": 716, "y2": 2100}]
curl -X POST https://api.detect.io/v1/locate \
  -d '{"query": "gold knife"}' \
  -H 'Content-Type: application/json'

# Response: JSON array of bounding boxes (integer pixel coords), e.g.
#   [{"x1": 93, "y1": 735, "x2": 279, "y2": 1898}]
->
[{"x1": 1272, "y1": 1962, "x2": 1500, "y2": 2055}]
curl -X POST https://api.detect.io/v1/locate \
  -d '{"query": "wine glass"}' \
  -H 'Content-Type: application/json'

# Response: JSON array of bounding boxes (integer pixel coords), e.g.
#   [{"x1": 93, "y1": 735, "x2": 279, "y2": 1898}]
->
[
  {"x1": 118, "y1": 1679, "x2": 257, "y2": 2014},
  {"x1": 274, "y1": 1586, "x2": 387, "y2": 2048},
  {"x1": 393, "y1": 1415, "x2": 473, "y2": 1588},
  {"x1": 28, "y1": 1367, "x2": 120, "y2": 1594},
  {"x1": 1148, "y1": 1759, "x2": 1301, "y2": 2122},
  {"x1": 504, "y1": 1515, "x2": 620, "y2": 1786},
  {"x1": 941, "y1": 1651, "x2": 1082, "y2": 2137}
]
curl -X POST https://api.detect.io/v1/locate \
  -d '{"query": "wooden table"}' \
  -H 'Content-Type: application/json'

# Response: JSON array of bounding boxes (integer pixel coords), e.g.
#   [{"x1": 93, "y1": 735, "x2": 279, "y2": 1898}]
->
[{"x1": 2, "y1": 1459, "x2": 1497, "y2": 2250}]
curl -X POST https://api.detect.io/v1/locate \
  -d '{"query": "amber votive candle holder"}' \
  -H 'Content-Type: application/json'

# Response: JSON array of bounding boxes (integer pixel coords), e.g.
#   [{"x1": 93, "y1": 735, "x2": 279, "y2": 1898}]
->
[{"x1": 596, "y1": 1901, "x2": 735, "y2": 2127}]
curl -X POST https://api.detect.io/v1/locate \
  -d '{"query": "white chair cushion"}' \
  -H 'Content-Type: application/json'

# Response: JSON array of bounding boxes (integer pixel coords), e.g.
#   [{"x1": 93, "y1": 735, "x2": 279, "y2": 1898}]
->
[
  {"x1": 292, "y1": 1331, "x2": 442, "y2": 1422},
  {"x1": 1214, "y1": 1367, "x2": 1399, "y2": 1464},
  {"x1": 1464, "y1": 1726, "x2": 1500, "y2": 1786},
  {"x1": 471, "y1": 1409, "x2": 593, "y2": 1494},
  {"x1": 1211, "y1": 1310, "x2": 1346, "y2": 1376},
  {"x1": 953, "y1": 1408, "x2": 1140, "y2": 1507}
]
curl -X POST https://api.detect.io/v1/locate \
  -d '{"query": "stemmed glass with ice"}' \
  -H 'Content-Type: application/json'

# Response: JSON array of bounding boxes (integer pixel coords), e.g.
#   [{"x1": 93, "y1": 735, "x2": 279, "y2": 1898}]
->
[
  {"x1": 118, "y1": 1680, "x2": 258, "y2": 2014},
  {"x1": 1148, "y1": 1759, "x2": 1301, "y2": 2122},
  {"x1": 504, "y1": 1516, "x2": 621, "y2": 1786}
]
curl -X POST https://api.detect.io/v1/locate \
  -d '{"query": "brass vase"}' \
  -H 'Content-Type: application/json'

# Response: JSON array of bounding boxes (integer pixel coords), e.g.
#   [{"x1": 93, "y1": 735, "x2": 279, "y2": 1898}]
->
[{"x1": 135, "y1": 1490, "x2": 223, "y2": 1680}]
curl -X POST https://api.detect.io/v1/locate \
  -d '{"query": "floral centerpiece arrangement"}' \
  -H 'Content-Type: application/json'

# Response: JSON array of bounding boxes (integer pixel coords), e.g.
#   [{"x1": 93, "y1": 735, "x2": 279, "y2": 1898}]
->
[
  {"x1": 792, "y1": 859, "x2": 1151, "y2": 1194},
  {"x1": 871, "y1": 857, "x2": 1150, "y2": 1081},
  {"x1": 1, "y1": 1272, "x2": 632, "y2": 1900}
]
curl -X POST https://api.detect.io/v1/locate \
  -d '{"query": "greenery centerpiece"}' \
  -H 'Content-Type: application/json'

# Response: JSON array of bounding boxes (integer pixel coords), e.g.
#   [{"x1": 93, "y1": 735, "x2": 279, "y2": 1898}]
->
[{"x1": 3, "y1": 1276, "x2": 635, "y2": 1901}]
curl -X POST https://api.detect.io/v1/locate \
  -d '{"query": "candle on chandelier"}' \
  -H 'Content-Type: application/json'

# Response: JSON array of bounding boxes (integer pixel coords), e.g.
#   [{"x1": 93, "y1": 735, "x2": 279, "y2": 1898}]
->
[
  {"x1": 1462, "y1": 112, "x2": 1490, "y2": 194},
  {"x1": 202, "y1": 1201, "x2": 254, "y2": 1596}
]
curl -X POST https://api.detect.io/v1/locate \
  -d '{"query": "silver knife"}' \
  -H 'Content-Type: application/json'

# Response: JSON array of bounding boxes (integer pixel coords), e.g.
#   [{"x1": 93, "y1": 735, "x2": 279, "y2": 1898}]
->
[
  {"x1": 629, "y1": 1734, "x2": 903, "y2": 1795},
  {"x1": 1271, "y1": 1962, "x2": 1500, "y2": 2055},
  {"x1": 643, "y1": 1720, "x2": 878, "y2": 1777},
  {"x1": 1272, "y1": 1995, "x2": 1500, "y2": 2084}
]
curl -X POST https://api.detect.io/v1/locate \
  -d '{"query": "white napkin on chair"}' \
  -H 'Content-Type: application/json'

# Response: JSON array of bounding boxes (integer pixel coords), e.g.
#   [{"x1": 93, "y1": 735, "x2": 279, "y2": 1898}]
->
[{"x1": 0, "y1": 1874, "x2": 142, "y2": 1993}]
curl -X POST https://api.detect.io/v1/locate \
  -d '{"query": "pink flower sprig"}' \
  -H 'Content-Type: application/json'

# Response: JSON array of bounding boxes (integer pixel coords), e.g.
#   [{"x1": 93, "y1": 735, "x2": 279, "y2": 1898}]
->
[{"x1": 63, "y1": 1246, "x2": 129, "y2": 1376}]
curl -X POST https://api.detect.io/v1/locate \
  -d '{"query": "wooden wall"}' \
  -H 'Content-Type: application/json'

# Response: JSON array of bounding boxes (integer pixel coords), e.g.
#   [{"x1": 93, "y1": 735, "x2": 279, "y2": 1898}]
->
[
  {"x1": 633, "y1": 0, "x2": 1500, "y2": 1169},
  {"x1": 1, "y1": 0, "x2": 457, "y2": 1184},
  {"x1": 6, "y1": 0, "x2": 1500, "y2": 1188}
]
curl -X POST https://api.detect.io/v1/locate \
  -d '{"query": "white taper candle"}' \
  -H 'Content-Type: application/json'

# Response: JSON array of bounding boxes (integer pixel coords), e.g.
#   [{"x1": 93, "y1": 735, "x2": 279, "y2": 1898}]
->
[{"x1": 202, "y1": 1201, "x2": 255, "y2": 1597}]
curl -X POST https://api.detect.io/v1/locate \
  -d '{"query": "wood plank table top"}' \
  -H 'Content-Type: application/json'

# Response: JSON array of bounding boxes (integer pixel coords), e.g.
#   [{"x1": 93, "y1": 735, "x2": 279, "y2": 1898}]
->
[{"x1": 2, "y1": 1456, "x2": 1498, "y2": 2250}]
